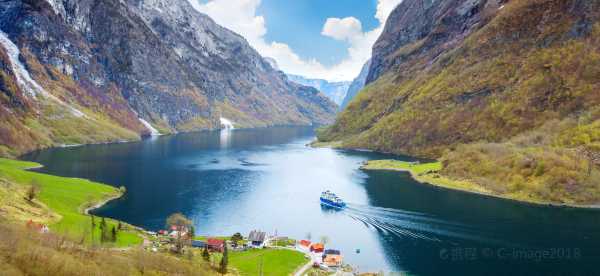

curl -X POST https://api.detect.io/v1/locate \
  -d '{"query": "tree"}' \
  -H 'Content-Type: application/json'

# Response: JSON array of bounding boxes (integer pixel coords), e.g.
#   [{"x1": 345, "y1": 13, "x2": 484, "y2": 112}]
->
[
  {"x1": 111, "y1": 225, "x2": 118, "y2": 242},
  {"x1": 231, "y1": 232, "x2": 243, "y2": 247},
  {"x1": 26, "y1": 181, "x2": 41, "y2": 201},
  {"x1": 202, "y1": 245, "x2": 210, "y2": 261},
  {"x1": 219, "y1": 244, "x2": 228, "y2": 274},
  {"x1": 188, "y1": 225, "x2": 196, "y2": 240},
  {"x1": 99, "y1": 217, "x2": 109, "y2": 243},
  {"x1": 166, "y1": 213, "x2": 193, "y2": 254}
]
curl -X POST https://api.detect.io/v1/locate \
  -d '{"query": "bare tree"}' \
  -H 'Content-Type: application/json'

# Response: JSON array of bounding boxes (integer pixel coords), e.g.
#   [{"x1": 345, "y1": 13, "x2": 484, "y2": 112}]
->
[
  {"x1": 26, "y1": 180, "x2": 41, "y2": 202},
  {"x1": 166, "y1": 213, "x2": 193, "y2": 254}
]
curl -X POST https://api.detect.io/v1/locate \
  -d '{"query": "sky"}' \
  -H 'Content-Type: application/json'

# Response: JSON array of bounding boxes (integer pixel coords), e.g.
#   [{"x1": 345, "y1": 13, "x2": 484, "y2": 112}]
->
[{"x1": 189, "y1": 0, "x2": 403, "y2": 81}]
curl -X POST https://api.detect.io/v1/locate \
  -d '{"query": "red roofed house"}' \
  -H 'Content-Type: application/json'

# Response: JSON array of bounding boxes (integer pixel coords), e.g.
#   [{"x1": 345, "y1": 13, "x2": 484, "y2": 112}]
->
[
  {"x1": 26, "y1": 220, "x2": 49, "y2": 234},
  {"x1": 299, "y1": 240, "x2": 311, "y2": 248},
  {"x1": 206, "y1": 238, "x2": 225, "y2": 252},
  {"x1": 310, "y1": 243, "x2": 324, "y2": 253}
]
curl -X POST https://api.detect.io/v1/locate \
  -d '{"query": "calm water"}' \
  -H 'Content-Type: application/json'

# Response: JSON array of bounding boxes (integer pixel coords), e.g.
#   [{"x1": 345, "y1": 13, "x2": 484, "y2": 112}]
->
[{"x1": 23, "y1": 127, "x2": 600, "y2": 275}]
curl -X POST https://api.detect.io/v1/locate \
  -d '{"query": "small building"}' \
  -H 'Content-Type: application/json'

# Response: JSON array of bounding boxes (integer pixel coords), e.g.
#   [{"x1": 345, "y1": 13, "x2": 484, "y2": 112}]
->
[
  {"x1": 298, "y1": 240, "x2": 311, "y2": 249},
  {"x1": 191, "y1": 240, "x2": 206, "y2": 248},
  {"x1": 26, "y1": 220, "x2": 49, "y2": 234},
  {"x1": 310, "y1": 243, "x2": 324, "y2": 253},
  {"x1": 323, "y1": 254, "x2": 343, "y2": 267},
  {"x1": 206, "y1": 238, "x2": 225, "y2": 252},
  {"x1": 248, "y1": 230, "x2": 267, "y2": 247}
]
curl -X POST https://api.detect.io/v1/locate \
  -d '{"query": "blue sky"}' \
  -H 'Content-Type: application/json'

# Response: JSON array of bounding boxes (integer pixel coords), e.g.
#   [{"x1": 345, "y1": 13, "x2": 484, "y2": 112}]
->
[
  {"x1": 191, "y1": 0, "x2": 402, "y2": 81},
  {"x1": 257, "y1": 0, "x2": 379, "y2": 67}
]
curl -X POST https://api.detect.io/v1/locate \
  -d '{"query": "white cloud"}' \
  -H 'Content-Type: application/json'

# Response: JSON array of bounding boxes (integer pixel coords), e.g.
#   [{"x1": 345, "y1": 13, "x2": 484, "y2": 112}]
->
[
  {"x1": 376, "y1": 0, "x2": 404, "y2": 23},
  {"x1": 189, "y1": 0, "x2": 403, "y2": 81},
  {"x1": 322, "y1": 17, "x2": 363, "y2": 42}
]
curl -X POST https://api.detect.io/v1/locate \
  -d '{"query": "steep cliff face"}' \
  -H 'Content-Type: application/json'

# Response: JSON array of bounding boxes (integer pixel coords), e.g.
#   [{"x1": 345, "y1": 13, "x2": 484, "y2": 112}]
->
[
  {"x1": 319, "y1": 0, "x2": 600, "y2": 203},
  {"x1": 0, "y1": 0, "x2": 336, "y2": 156},
  {"x1": 340, "y1": 59, "x2": 371, "y2": 110},
  {"x1": 321, "y1": 0, "x2": 599, "y2": 156},
  {"x1": 367, "y1": 0, "x2": 504, "y2": 84}
]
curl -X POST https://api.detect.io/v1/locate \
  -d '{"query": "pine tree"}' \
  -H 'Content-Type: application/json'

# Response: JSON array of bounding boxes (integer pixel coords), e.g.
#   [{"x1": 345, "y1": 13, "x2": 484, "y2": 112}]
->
[
  {"x1": 99, "y1": 218, "x2": 108, "y2": 243},
  {"x1": 111, "y1": 225, "x2": 117, "y2": 242},
  {"x1": 219, "y1": 244, "x2": 228, "y2": 274},
  {"x1": 202, "y1": 245, "x2": 210, "y2": 261}
]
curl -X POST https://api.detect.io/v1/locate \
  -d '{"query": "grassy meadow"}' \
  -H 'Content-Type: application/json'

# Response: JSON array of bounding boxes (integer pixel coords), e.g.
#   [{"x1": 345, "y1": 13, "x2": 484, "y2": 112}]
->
[
  {"x1": 0, "y1": 158, "x2": 142, "y2": 247},
  {"x1": 228, "y1": 248, "x2": 307, "y2": 276}
]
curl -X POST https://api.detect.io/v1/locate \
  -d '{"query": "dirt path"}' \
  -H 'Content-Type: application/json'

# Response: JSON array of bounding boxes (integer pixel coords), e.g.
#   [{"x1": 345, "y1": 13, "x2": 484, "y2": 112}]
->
[{"x1": 293, "y1": 260, "x2": 313, "y2": 276}]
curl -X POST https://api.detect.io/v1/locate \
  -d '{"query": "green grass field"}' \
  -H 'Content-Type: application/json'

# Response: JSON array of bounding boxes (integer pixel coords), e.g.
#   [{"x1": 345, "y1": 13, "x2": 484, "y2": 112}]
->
[
  {"x1": 229, "y1": 248, "x2": 307, "y2": 276},
  {"x1": 361, "y1": 160, "x2": 442, "y2": 174},
  {"x1": 361, "y1": 159, "x2": 491, "y2": 196},
  {"x1": 0, "y1": 158, "x2": 142, "y2": 247}
]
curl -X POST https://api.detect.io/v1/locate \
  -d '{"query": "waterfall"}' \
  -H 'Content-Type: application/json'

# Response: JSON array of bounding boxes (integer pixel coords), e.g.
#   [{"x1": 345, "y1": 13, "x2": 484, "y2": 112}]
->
[
  {"x1": 220, "y1": 117, "x2": 235, "y2": 130},
  {"x1": 0, "y1": 30, "x2": 86, "y2": 118},
  {"x1": 139, "y1": 118, "x2": 160, "y2": 136}
]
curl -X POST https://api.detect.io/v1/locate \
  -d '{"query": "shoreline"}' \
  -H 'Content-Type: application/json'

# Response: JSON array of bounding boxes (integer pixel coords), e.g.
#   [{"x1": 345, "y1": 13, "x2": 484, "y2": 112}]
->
[
  {"x1": 83, "y1": 191, "x2": 124, "y2": 215},
  {"x1": 360, "y1": 160, "x2": 600, "y2": 210},
  {"x1": 23, "y1": 162, "x2": 128, "y2": 215},
  {"x1": 17, "y1": 124, "x2": 323, "y2": 159},
  {"x1": 21, "y1": 161, "x2": 145, "y2": 230}
]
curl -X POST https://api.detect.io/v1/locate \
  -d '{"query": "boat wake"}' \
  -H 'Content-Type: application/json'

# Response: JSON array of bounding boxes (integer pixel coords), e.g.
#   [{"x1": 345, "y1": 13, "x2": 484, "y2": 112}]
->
[{"x1": 343, "y1": 204, "x2": 526, "y2": 247}]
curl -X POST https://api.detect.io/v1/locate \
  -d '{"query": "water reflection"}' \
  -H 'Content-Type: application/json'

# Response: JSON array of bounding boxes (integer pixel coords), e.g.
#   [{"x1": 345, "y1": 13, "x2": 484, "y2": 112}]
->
[{"x1": 219, "y1": 129, "x2": 232, "y2": 149}]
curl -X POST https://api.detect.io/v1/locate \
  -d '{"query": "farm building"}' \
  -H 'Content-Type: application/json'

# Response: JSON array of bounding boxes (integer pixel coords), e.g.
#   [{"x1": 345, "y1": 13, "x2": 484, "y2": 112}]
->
[
  {"x1": 248, "y1": 230, "x2": 267, "y2": 247},
  {"x1": 206, "y1": 238, "x2": 225, "y2": 252},
  {"x1": 310, "y1": 243, "x2": 324, "y2": 253}
]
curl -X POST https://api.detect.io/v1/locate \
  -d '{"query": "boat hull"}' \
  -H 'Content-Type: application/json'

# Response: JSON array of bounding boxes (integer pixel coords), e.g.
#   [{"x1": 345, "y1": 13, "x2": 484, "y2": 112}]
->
[{"x1": 320, "y1": 198, "x2": 346, "y2": 209}]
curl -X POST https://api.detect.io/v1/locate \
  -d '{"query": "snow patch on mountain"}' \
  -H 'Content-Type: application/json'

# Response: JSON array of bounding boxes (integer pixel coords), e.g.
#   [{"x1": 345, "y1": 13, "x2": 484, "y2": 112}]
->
[{"x1": 0, "y1": 30, "x2": 85, "y2": 118}]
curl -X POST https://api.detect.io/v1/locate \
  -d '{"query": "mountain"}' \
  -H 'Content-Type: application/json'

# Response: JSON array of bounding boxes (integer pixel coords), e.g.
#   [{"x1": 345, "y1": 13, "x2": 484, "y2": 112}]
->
[
  {"x1": 0, "y1": 0, "x2": 336, "y2": 157},
  {"x1": 319, "y1": 0, "x2": 600, "y2": 204},
  {"x1": 287, "y1": 74, "x2": 350, "y2": 106},
  {"x1": 340, "y1": 59, "x2": 371, "y2": 110}
]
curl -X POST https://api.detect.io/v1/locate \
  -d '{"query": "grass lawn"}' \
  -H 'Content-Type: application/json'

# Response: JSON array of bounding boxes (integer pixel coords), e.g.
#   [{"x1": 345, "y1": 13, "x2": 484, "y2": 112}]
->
[
  {"x1": 0, "y1": 158, "x2": 142, "y2": 247},
  {"x1": 361, "y1": 159, "x2": 442, "y2": 174},
  {"x1": 195, "y1": 235, "x2": 235, "y2": 241},
  {"x1": 361, "y1": 160, "x2": 491, "y2": 195},
  {"x1": 229, "y1": 248, "x2": 307, "y2": 276}
]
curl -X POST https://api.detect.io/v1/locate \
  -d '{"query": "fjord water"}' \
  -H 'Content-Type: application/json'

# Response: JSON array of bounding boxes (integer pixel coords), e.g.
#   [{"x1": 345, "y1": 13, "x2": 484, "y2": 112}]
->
[{"x1": 23, "y1": 127, "x2": 600, "y2": 275}]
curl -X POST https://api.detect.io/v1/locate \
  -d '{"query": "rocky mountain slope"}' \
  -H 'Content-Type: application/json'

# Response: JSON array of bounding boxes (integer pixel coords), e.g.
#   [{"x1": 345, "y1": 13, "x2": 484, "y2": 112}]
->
[
  {"x1": 319, "y1": 0, "x2": 600, "y2": 204},
  {"x1": 287, "y1": 74, "x2": 350, "y2": 106},
  {"x1": 0, "y1": 0, "x2": 336, "y2": 157},
  {"x1": 340, "y1": 59, "x2": 371, "y2": 110}
]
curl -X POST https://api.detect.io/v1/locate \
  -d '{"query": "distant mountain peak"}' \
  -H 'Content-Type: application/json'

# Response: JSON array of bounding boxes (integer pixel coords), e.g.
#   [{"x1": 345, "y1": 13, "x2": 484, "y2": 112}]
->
[{"x1": 286, "y1": 74, "x2": 350, "y2": 106}]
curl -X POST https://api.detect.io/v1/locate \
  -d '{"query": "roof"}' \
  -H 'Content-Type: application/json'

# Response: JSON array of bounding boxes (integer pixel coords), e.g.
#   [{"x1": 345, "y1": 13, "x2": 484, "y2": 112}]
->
[
  {"x1": 311, "y1": 243, "x2": 324, "y2": 250},
  {"x1": 299, "y1": 240, "x2": 311, "y2": 247},
  {"x1": 191, "y1": 240, "x2": 206, "y2": 247},
  {"x1": 206, "y1": 238, "x2": 225, "y2": 247},
  {"x1": 324, "y1": 249, "x2": 341, "y2": 255},
  {"x1": 248, "y1": 230, "x2": 266, "y2": 242}
]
